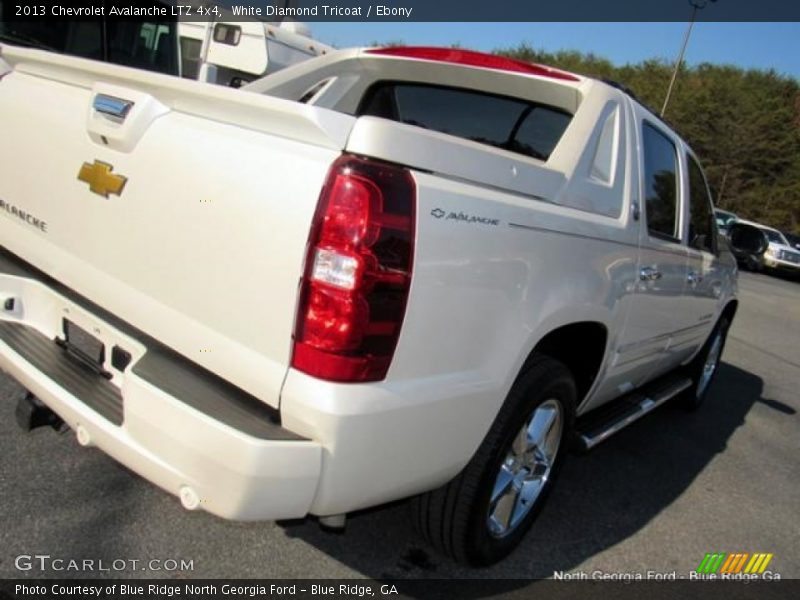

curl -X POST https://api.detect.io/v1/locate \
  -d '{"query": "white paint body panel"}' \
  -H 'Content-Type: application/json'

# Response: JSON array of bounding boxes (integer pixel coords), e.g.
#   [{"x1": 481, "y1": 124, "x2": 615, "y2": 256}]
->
[
  {"x1": 0, "y1": 45, "x2": 354, "y2": 409},
  {"x1": 0, "y1": 46, "x2": 737, "y2": 518},
  {"x1": 0, "y1": 275, "x2": 321, "y2": 520}
]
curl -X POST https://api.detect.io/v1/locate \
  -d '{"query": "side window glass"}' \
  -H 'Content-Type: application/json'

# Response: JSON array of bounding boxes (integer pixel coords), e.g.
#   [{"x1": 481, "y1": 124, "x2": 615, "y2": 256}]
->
[
  {"x1": 213, "y1": 24, "x2": 241, "y2": 46},
  {"x1": 642, "y1": 122, "x2": 679, "y2": 241},
  {"x1": 687, "y1": 154, "x2": 716, "y2": 253},
  {"x1": 180, "y1": 37, "x2": 202, "y2": 79},
  {"x1": 107, "y1": 21, "x2": 178, "y2": 74}
]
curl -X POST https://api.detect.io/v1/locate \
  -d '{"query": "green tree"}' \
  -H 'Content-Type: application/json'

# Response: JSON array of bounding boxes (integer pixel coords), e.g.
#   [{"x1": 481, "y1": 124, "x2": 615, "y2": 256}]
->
[{"x1": 493, "y1": 44, "x2": 800, "y2": 233}]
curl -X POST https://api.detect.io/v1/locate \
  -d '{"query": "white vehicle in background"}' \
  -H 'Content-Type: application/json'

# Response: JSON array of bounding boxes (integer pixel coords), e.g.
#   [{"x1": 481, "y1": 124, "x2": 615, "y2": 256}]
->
[
  {"x1": 179, "y1": 20, "x2": 331, "y2": 87},
  {"x1": 0, "y1": 0, "x2": 181, "y2": 75},
  {"x1": 714, "y1": 208, "x2": 738, "y2": 236},
  {"x1": 0, "y1": 0, "x2": 328, "y2": 84},
  {"x1": 738, "y1": 220, "x2": 800, "y2": 274}
]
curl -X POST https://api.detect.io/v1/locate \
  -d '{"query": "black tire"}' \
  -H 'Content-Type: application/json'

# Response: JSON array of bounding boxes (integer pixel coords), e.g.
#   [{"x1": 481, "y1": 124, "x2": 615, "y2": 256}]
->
[
  {"x1": 411, "y1": 356, "x2": 576, "y2": 566},
  {"x1": 679, "y1": 316, "x2": 731, "y2": 411},
  {"x1": 741, "y1": 255, "x2": 762, "y2": 272}
]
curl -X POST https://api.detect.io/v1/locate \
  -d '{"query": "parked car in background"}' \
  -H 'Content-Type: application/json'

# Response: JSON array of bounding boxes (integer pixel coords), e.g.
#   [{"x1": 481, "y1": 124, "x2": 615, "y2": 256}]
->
[
  {"x1": 726, "y1": 222, "x2": 769, "y2": 272},
  {"x1": 783, "y1": 231, "x2": 800, "y2": 252},
  {"x1": 737, "y1": 220, "x2": 800, "y2": 275},
  {"x1": 714, "y1": 208, "x2": 738, "y2": 236}
]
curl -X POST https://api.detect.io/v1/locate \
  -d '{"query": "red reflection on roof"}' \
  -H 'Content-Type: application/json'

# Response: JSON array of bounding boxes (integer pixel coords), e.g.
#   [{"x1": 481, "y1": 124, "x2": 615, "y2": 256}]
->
[{"x1": 366, "y1": 46, "x2": 580, "y2": 82}]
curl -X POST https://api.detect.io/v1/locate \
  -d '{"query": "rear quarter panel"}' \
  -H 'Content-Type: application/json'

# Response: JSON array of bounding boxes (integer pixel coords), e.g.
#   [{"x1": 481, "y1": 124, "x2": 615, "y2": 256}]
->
[{"x1": 281, "y1": 82, "x2": 646, "y2": 513}]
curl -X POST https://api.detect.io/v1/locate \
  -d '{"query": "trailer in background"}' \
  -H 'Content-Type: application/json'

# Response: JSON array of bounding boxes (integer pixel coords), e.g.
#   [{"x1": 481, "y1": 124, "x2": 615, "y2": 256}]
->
[
  {"x1": 0, "y1": 0, "x2": 330, "y2": 85},
  {"x1": 179, "y1": 20, "x2": 331, "y2": 87}
]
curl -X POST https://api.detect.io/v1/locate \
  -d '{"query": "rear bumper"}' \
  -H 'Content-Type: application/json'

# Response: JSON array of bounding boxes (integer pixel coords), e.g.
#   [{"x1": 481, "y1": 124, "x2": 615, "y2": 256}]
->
[
  {"x1": 1, "y1": 248, "x2": 499, "y2": 521},
  {"x1": 0, "y1": 249, "x2": 321, "y2": 521}
]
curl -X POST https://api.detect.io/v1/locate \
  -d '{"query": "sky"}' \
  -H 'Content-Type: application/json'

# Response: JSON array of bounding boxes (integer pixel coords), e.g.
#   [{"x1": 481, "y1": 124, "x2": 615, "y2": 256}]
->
[{"x1": 308, "y1": 22, "x2": 800, "y2": 80}]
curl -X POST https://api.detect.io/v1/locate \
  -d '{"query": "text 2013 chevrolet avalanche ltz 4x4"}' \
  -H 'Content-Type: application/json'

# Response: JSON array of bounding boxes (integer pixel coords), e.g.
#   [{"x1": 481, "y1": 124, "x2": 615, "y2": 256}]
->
[{"x1": 0, "y1": 45, "x2": 739, "y2": 565}]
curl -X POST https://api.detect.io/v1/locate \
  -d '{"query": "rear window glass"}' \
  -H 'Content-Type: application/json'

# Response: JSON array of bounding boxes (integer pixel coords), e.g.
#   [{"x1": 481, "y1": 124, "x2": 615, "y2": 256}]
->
[{"x1": 358, "y1": 82, "x2": 572, "y2": 161}]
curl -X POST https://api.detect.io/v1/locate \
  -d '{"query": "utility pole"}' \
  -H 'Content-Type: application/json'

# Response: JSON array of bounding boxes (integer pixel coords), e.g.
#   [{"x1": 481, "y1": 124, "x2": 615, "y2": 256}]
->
[
  {"x1": 716, "y1": 166, "x2": 729, "y2": 207},
  {"x1": 661, "y1": 0, "x2": 716, "y2": 117}
]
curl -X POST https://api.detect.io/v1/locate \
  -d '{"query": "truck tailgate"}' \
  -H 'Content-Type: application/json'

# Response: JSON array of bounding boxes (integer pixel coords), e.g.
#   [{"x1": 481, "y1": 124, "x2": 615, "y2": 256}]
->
[{"x1": 0, "y1": 45, "x2": 355, "y2": 408}]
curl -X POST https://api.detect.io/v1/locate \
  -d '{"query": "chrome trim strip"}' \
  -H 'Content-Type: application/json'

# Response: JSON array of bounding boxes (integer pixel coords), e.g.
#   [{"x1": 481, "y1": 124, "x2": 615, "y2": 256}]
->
[
  {"x1": 93, "y1": 95, "x2": 134, "y2": 119},
  {"x1": 579, "y1": 377, "x2": 692, "y2": 450},
  {"x1": 617, "y1": 321, "x2": 711, "y2": 355},
  {"x1": 508, "y1": 222, "x2": 640, "y2": 250}
]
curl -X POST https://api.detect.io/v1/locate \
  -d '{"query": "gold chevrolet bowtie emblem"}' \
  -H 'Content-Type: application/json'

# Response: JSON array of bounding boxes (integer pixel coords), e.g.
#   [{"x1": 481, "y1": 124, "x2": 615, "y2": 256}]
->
[{"x1": 77, "y1": 160, "x2": 127, "y2": 198}]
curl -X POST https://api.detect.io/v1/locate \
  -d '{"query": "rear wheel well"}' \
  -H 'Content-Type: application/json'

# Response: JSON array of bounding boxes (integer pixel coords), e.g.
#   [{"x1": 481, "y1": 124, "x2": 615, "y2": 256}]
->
[{"x1": 523, "y1": 322, "x2": 608, "y2": 403}]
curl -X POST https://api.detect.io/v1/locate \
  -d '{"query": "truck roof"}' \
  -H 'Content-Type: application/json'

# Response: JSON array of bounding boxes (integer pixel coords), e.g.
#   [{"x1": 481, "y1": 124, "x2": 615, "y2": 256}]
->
[
  {"x1": 246, "y1": 46, "x2": 593, "y2": 118},
  {"x1": 363, "y1": 46, "x2": 583, "y2": 84}
]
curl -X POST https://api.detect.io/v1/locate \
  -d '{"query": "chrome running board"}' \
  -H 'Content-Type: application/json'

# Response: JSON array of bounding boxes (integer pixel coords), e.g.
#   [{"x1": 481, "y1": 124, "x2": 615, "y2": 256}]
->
[{"x1": 576, "y1": 375, "x2": 693, "y2": 451}]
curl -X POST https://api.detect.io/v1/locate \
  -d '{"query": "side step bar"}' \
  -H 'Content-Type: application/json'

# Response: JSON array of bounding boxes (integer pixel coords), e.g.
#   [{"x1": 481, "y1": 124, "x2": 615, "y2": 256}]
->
[{"x1": 575, "y1": 375, "x2": 693, "y2": 451}]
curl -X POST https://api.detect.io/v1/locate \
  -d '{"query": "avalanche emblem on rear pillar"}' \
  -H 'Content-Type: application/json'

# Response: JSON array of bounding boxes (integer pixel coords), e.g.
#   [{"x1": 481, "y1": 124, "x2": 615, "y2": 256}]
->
[{"x1": 77, "y1": 160, "x2": 127, "y2": 198}]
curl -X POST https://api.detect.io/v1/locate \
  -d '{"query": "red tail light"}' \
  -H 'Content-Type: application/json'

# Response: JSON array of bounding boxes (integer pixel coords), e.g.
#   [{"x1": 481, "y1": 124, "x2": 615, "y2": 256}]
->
[{"x1": 292, "y1": 155, "x2": 416, "y2": 382}]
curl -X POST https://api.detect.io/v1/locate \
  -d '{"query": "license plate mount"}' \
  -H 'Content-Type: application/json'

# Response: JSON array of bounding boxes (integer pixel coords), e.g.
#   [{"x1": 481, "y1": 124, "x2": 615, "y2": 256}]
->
[{"x1": 60, "y1": 318, "x2": 110, "y2": 378}]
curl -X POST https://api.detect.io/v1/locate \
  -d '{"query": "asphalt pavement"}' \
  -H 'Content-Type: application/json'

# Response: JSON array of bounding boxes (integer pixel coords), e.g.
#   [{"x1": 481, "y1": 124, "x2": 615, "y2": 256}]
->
[{"x1": 0, "y1": 271, "x2": 798, "y2": 582}]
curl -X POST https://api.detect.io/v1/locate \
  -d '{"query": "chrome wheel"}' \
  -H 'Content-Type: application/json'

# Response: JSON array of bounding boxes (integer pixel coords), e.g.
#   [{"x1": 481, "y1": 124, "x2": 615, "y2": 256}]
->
[
  {"x1": 487, "y1": 398, "x2": 563, "y2": 538},
  {"x1": 697, "y1": 329, "x2": 723, "y2": 398}
]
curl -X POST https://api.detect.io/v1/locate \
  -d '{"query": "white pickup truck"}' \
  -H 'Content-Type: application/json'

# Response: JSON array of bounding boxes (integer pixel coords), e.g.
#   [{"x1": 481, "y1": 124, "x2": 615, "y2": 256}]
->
[{"x1": 0, "y1": 44, "x2": 748, "y2": 565}]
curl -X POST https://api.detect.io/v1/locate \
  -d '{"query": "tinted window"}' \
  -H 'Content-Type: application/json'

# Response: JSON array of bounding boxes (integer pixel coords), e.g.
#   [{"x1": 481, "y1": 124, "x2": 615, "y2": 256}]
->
[
  {"x1": 715, "y1": 210, "x2": 736, "y2": 229},
  {"x1": 687, "y1": 155, "x2": 716, "y2": 253},
  {"x1": 359, "y1": 82, "x2": 572, "y2": 161},
  {"x1": 180, "y1": 37, "x2": 202, "y2": 80},
  {"x1": 760, "y1": 228, "x2": 786, "y2": 245},
  {"x1": 213, "y1": 24, "x2": 241, "y2": 46},
  {"x1": 513, "y1": 107, "x2": 572, "y2": 161},
  {"x1": 642, "y1": 123, "x2": 679, "y2": 240},
  {"x1": 107, "y1": 22, "x2": 178, "y2": 74},
  {"x1": 0, "y1": 16, "x2": 102, "y2": 58},
  {"x1": 0, "y1": 3, "x2": 178, "y2": 76}
]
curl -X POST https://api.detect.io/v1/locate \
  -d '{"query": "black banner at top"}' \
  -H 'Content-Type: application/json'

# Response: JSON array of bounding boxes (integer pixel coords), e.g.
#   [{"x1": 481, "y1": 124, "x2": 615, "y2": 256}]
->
[{"x1": 3, "y1": 0, "x2": 800, "y2": 22}]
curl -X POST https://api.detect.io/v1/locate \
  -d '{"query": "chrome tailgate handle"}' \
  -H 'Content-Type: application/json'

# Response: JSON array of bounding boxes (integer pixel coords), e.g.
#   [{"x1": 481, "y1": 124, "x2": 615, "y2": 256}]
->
[
  {"x1": 93, "y1": 94, "x2": 135, "y2": 120},
  {"x1": 87, "y1": 84, "x2": 169, "y2": 153}
]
